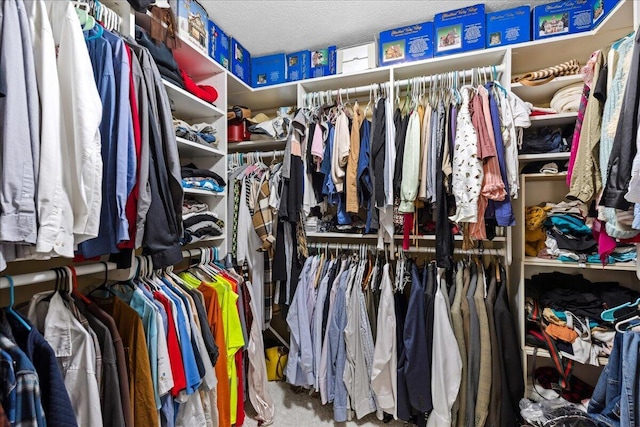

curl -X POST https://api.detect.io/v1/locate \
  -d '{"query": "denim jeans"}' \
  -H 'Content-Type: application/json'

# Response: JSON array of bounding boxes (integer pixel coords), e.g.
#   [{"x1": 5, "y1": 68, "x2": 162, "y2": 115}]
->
[
  {"x1": 620, "y1": 332, "x2": 640, "y2": 426},
  {"x1": 587, "y1": 332, "x2": 640, "y2": 426}
]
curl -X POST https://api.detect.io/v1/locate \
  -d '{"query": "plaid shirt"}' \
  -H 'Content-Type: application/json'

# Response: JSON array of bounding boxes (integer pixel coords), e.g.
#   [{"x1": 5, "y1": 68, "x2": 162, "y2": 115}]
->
[
  {"x1": 251, "y1": 172, "x2": 275, "y2": 325},
  {"x1": 0, "y1": 334, "x2": 46, "y2": 427}
]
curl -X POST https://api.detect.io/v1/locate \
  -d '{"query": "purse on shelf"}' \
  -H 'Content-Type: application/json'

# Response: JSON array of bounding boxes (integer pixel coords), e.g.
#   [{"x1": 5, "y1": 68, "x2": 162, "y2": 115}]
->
[{"x1": 512, "y1": 59, "x2": 581, "y2": 86}]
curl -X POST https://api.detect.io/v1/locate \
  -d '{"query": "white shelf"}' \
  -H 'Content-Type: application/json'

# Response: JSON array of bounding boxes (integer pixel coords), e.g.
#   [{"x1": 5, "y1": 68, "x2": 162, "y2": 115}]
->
[
  {"x1": 176, "y1": 137, "x2": 224, "y2": 157},
  {"x1": 524, "y1": 256, "x2": 636, "y2": 271},
  {"x1": 521, "y1": 172, "x2": 568, "y2": 181},
  {"x1": 529, "y1": 112, "x2": 578, "y2": 127},
  {"x1": 172, "y1": 36, "x2": 226, "y2": 81},
  {"x1": 519, "y1": 152, "x2": 571, "y2": 162},
  {"x1": 162, "y1": 80, "x2": 224, "y2": 120},
  {"x1": 183, "y1": 188, "x2": 225, "y2": 197},
  {"x1": 511, "y1": 0, "x2": 633, "y2": 74},
  {"x1": 393, "y1": 47, "x2": 508, "y2": 81},
  {"x1": 228, "y1": 75, "x2": 297, "y2": 112},
  {"x1": 228, "y1": 138, "x2": 288, "y2": 153},
  {"x1": 525, "y1": 345, "x2": 608, "y2": 366},
  {"x1": 511, "y1": 75, "x2": 584, "y2": 106},
  {"x1": 305, "y1": 232, "x2": 506, "y2": 242}
]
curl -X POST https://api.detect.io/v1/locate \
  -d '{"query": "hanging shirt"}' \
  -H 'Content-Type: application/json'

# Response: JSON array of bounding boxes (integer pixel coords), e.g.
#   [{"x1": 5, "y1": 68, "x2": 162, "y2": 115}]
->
[
  {"x1": 346, "y1": 103, "x2": 363, "y2": 212},
  {"x1": 399, "y1": 110, "x2": 421, "y2": 213},
  {"x1": 450, "y1": 88, "x2": 483, "y2": 224},
  {"x1": 331, "y1": 110, "x2": 350, "y2": 192},
  {"x1": 78, "y1": 28, "x2": 120, "y2": 258},
  {"x1": 0, "y1": 334, "x2": 46, "y2": 427},
  {"x1": 0, "y1": 0, "x2": 39, "y2": 270},
  {"x1": 28, "y1": 292, "x2": 103, "y2": 427},
  {"x1": 427, "y1": 270, "x2": 462, "y2": 427}
]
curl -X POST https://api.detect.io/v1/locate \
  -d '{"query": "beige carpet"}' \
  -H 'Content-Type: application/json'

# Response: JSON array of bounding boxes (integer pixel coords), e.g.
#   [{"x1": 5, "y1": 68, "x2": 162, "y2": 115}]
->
[{"x1": 244, "y1": 381, "x2": 407, "y2": 426}]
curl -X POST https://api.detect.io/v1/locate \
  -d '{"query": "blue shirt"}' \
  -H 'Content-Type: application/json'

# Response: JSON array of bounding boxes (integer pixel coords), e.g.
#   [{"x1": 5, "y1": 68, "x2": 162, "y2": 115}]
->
[
  {"x1": 160, "y1": 280, "x2": 201, "y2": 394},
  {"x1": 486, "y1": 83, "x2": 515, "y2": 227},
  {"x1": 102, "y1": 29, "x2": 135, "y2": 244},
  {"x1": 115, "y1": 286, "x2": 161, "y2": 408},
  {"x1": 79, "y1": 28, "x2": 119, "y2": 257}
]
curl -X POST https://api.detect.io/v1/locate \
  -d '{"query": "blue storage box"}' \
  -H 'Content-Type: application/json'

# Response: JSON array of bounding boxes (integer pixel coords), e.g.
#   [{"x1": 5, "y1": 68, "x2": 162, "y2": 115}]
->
[
  {"x1": 378, "y1": 22, "x2": 434, "y2": 65},
  {"x1": 592, "y1": 0, "x2": 621, "y2": 27},
  {"x1": 286, "y1": 50, "x2": 310, "y2": 82},
  {"x1": 486, "y1": 6, "x2": 531, "y2": 47},
  {"x1": 434, "y1": 4, "x2": 485, "y2": 56},
  {"x1": 252, "y1": 53, "x2": 287, "y2": 87},
  {"x1": 208, "y1": 20, "x2": 230, "y2": 69},
  {"x1": 230, "y1": 38, "x2": 251, "y2": 85},
  {"x1": 310, "y1": 46, "x2": 336, "y2": 78},
  {"x1": 533, "y1": 0, "x2": 592, "y2": 40},
  {"x1": 170, "y1": 0, "x2": 209, "y2": 54}
]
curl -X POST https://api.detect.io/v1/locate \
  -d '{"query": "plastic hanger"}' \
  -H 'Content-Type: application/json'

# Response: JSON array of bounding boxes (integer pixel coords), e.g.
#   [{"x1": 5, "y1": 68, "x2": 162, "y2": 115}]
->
[
  {"x1": 3, "y1": 275, "x2": 32, "y2": 331},
  {"x1": 601, "y1": 298, "x2": 640, "y2": 322},
  {"x1": 67, "y1": 265, "x2": 92, "y2": 305}
]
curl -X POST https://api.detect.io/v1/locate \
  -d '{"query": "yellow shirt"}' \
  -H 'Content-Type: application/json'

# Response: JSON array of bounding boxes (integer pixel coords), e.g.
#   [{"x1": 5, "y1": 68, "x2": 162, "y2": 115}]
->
[{"x1": 181, "y1": 272, "x2": 245, "y2": 423}]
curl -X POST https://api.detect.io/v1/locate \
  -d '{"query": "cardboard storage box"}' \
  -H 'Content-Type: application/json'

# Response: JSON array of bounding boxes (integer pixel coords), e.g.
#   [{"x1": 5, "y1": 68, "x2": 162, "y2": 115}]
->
[
  {"x1": 378, "y1": 22, "x2": 434, "y2": 65},
  {"x1": 171, "y1": 0, "x2": 209, "y2": 54},
  {"x1": 310, "y1": 46, "x2": 337, "y2": 78},
  {"x1": 434, "y1": 4, "x2": 485, "y2": 56},
  {"x1": 286, "y1": 50, "x2": 310, "y2": 82},
  {"x1": 230, "y1": 38, "x2": 251, "y2": 85},
  {"x1": 592, "y1": 0, "x2": 620, "y2": 27},
  {"x1": 338, "y1": 43, "x2": 377, "y2": 74},
  {"x1": 533, "y1": 0, "x2": 592, "y2": 40},
  {"x1": 252, "y1": 53, "x2": 287, "y2": 87},
  {"x1": 486, "y1": 6, "x2": 531, "y2": 47},
  {"x1": 208, "y1": 19, "x2": 230, "y2": 69}
]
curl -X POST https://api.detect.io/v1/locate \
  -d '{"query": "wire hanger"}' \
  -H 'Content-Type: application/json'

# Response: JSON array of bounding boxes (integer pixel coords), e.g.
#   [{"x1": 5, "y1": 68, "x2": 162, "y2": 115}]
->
[{"x1": 3, "y1": 275, "x2": 32, "y2": 331}]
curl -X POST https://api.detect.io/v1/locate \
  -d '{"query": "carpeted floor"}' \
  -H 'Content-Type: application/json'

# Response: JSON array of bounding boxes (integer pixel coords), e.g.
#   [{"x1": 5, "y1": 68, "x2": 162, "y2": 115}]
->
[{"x1": 244, "y1": 381, "x2": 407, "y2": 426}]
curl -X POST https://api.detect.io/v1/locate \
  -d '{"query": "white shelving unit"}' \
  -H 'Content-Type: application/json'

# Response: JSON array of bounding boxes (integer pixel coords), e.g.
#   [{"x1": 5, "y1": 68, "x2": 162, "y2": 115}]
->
[
  {"x1": 120, "y1": 0, "x2": 637, "y2": 387},
  {"x1": 529, "y1": 112, "x2": 579, "y2": 127}
]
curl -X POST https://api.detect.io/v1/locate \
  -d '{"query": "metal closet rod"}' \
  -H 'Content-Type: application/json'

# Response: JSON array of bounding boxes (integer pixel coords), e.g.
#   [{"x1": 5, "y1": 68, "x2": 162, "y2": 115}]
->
[
  {"x1": 0, "y1": 261, "x2": 120, "y2": 289},
  {"x1": 228, "y1": 150, "x2": 285, "y2": 160},
  {"x1": 316, "y1": 64, "x2": 506, "y2": 98},
  {"x1": 307, "y1": 242, "x2": 506, "y2": 257},
  {"x1": 0, "y1": 247, "x2": 224, "y2": 290}
]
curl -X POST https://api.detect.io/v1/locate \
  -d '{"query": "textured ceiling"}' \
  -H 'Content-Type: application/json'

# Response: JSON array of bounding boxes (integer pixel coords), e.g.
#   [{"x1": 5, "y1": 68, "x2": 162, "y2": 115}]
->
[{"x1": 198, "y1": 1, "x2": 553, "y2": 57}]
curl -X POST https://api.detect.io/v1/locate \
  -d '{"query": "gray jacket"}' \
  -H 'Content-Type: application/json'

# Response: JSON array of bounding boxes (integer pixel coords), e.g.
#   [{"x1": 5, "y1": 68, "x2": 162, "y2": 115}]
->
[{"x1": 127, "y1": 39, "x2": 183, "y2": 268}]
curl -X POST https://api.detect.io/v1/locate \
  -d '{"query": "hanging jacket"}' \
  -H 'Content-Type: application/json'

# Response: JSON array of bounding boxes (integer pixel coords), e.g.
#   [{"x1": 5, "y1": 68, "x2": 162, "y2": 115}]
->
[
  {"x1": 404, "y1": 263, "x2": 432, "y2": 414},
  {"x1": 602, "y1": 31, "x2": 640, "y2": 210},
  {"x1": 126, "y1": 39, "x2": 184, "y2": 268}
]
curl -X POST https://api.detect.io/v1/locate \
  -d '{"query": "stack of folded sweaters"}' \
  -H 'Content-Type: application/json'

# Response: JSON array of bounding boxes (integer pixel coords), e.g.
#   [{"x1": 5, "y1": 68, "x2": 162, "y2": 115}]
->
[
  {"x1": 181, "y1": 198, "x2": 225, "y2": 244},
  {"x1": 181, "y1": 163, "x2": 226, "y2": 193}
]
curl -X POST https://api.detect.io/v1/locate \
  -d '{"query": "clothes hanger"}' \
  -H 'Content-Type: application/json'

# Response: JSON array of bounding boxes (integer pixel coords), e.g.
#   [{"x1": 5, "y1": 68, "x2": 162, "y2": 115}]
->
[
  {"x1": 88, "y1": 261, "x2": 117, "y2": 297},
  {"x1": 601, "y1": 298, "x2": 640, "y2": 322},
  {"x1": 67, "y1": 265, "x2": 93, "y2": 305},
  {"x1": 3, "y1": 275, "x2": 32, "y2": 331}
]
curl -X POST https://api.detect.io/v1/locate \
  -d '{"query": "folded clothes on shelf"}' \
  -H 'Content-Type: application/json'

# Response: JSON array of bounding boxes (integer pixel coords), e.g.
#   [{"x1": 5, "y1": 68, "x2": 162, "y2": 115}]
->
[
  {"x1": 182, "y1": 211, "x2": 225, "y2": 244},
  {"x1": 181, "y1": 163, "x2": 226, "y2": 193},
  {"x1": 182, "y1": 197, "x2": 209, "y2": 215},
  {"x1": 520, "y1": 127, "x2": 568, "y2": 154},
  {"x1": 174, "y1": 119, "x2": 217, "y2": 146}
]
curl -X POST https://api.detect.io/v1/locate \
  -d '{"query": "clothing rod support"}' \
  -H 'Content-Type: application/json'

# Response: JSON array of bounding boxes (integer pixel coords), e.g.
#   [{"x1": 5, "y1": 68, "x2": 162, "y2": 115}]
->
[{"x1": 0, "y1": 262, "x2": 119, "y2": 289}]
